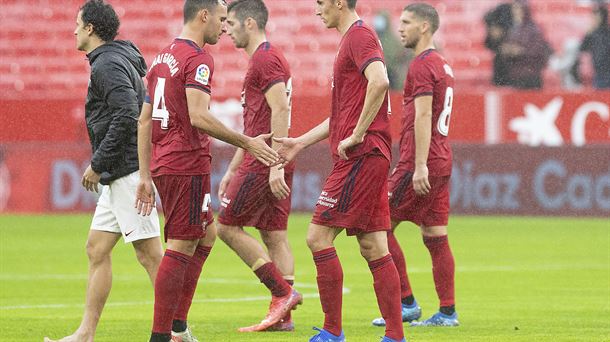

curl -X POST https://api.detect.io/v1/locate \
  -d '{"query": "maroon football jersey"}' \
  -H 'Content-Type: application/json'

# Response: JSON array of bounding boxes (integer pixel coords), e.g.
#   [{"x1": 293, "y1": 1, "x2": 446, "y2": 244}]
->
[
  {"x1": 241, "y1": 42, "x2": 293, "y2": 173},
  {"x1": 146, "y1": 38, "x2": 214, "y2": 176},
  {"x1": 400, "y1": 49, "x2": 454, "y2": 176},
  {"x1": 329, "y1": 20, "x2": 392, "y2": 162}
]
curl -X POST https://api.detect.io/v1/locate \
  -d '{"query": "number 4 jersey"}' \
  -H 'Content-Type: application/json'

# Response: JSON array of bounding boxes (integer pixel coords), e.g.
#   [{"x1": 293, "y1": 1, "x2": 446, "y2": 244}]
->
[
  {"x1": 400, "y1": 48, "x2": 454, "y2": 176},
  {"x1": 146, "y1": 38, "x2": 214, "y2": 177}
]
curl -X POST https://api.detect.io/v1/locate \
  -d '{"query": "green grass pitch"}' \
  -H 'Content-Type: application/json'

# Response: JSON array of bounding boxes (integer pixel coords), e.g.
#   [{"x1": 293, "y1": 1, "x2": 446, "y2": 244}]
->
[{"x1": 0, "y1": 214, "x2": 608, "y2": 341}]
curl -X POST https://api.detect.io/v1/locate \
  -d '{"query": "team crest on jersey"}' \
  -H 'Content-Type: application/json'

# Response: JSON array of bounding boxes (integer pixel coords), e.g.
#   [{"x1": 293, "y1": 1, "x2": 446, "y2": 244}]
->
[{"x1": 195, "y1": 64, "x2": 210, "y2": 85}]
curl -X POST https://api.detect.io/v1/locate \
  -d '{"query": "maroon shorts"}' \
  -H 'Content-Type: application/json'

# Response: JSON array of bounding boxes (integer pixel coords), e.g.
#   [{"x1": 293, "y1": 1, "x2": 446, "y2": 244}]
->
[
  {"x1": 153, "y1": 174, "x2": 214, "y2": 241},
  {"x1": 312, "y1": 152, "x2": 390, "y2": 236},
  {"x1": 217, "y1": 169, "x2": 292, "y2": 230},
  {"x1": 388, "y1": 167, "x2": 450, "y2": 227}
]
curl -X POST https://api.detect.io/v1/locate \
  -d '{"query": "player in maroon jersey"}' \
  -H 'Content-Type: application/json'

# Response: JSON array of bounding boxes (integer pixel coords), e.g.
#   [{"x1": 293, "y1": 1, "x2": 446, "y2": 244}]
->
[
  {"x1": 372, "y1": 3, "x2": 459, "y2": 328},
  {"x1": 134, "y1": 1, "x2": 285, "y2": 341},
  {"x1": 216, "y1": 0, "x2": 302, "y2": 333},
  {"x1": 274, "y1": 1, "x2": 404, "y2": 341}
]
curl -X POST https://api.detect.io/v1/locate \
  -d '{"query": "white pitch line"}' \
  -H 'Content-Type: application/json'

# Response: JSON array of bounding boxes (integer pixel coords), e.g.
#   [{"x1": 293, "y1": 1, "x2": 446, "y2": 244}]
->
[{"x1": 0, "y1": 280, "x2": 350, "y2": 311}]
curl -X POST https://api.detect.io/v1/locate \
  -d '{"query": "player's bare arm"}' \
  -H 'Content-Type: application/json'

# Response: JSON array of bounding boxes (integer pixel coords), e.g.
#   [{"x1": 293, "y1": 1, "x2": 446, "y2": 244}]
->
[
  {"x1": 218, "y1": 147, "x2": 244, "y2": 201},
  {"x1": 413, "y1": 95, "x2": 433, "y2": 196},
  {"x1": 337, "y1": 60, "x2": 389, "y2": 160},
  {"x1": 185, "y1": 88, "x2": 279, "y2": 166},
  {"x1": 266, "y1": 81, "x2": 291, "y2": 200},
  {"x1": 274, "y1": 118, "x2": 330, "y2": 169},
  {"x1": 135, "y1": 102, "x2": 156, "y2": 216}
]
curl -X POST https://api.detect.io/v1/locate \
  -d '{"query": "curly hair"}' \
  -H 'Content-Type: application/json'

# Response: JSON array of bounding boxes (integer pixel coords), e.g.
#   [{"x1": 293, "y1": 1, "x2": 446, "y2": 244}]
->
[{"x1": 80, "y1": 0, "x2": 120, "y2": 42}]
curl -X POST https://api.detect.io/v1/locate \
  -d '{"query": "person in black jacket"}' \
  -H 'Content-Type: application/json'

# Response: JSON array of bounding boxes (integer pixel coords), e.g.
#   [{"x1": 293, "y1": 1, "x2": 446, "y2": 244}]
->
[
  {"x1": 579, "y1": 1, "x2": 610, "y2": 89},
  {"x1": 45, "y1": 1, "x2": 163, "y2": 341}
]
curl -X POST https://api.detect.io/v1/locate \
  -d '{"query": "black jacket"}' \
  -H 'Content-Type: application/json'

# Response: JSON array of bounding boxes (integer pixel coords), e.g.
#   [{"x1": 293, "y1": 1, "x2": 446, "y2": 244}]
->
[{"x1": 85, "y1": 40, "x2": 146, "y2": 185}]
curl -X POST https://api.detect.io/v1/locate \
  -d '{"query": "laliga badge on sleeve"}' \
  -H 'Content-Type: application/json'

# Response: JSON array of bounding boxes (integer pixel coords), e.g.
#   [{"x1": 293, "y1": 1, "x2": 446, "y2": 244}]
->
[{"x1": 195, "y1": 64, "x2": 210, "y2": 85}]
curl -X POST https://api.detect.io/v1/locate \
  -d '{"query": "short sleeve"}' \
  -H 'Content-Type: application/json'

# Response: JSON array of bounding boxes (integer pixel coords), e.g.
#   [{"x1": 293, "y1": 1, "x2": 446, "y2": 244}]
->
[
  {"x1": 348, "y1": 27, "x2": 384, "y2": 74},
  {"x1": 184, "y1": 53, "x2": 214, "y2": 94},
  {"x1": 256, "y1": 54, "x2": 288, "y2": 93},
  {"x1": 410, "y1": 60, "x2": 435, "y2": 98}
]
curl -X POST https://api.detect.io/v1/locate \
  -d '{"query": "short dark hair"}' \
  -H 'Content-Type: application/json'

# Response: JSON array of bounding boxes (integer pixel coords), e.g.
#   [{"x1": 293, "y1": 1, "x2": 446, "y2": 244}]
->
[
  {"x1": 346, "y1": 0, "x2": 357, "y2": 10},
  {"x1": 79, "y1": 0, "x2": 120, "y2": 42},
  {"x1": 227, "y1": 0, "x2": 269, "y2": 30},
  {"x1": 404, "y1": 3, "x2": 440, "y2": 34},
  {"x1": 184, "y1": 0, "x2": 227, "y2": 23}
]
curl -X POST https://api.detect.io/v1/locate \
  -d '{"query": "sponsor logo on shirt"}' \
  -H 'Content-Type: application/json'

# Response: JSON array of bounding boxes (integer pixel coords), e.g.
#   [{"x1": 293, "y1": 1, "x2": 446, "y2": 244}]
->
[{"x1": 195, "y1": 64, "x2": 210, "y2": 85}]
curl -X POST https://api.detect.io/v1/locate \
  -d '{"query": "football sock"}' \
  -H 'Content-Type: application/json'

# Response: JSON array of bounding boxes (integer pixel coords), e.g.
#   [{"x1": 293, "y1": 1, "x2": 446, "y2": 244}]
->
[
  {"x1": 149, "y1": 332, "x2": 171, "y2": 342},
  {"x1": 423, "y1": 235, "x2": 455, "y2": 307},
  {"x1": 388, "y1": 231, "x2": 414, "y2": 300},
  {"x1": 253, "y1": 262, "x2": 291, "y2": 297},
  {"x1": 283, "y1": 278, "x2": 295, "y2": 321},
  {"x1": 440, "y1": 305, "x2": 455, "y2": 316},
  {"x1": 402, "y1": 294, "x2": 415, "y2": 306},
  {"x1": 313, "y1": 247, "x2": 343, "y2": 337},
  {"x1": 152, "y1": 249, "x2": 189, "y2": 335},
  {"x1": 174, "y1": 245, "x2": 212, "y2": 322},
  {"x1": 369, "y1": 254, "x2": 404, "y2": 341},
  {"x1": 171, "y1": 320, "x2": 187, "y2": 333}
]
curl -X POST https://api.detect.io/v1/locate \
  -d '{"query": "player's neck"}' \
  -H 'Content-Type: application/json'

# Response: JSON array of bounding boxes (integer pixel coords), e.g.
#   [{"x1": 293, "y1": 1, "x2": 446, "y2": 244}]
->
[
  {"x1": 337, "y1": 11, "x2": 360, "y2": 35},
  {"x1": 414, "y1": 36, "x2": 435, "y2": 56},
  {"x1": 179, "y1": 26, "x2": 205, "y2": 48},
  {"x1": 245, "y1": 33, "x2": 267, "y2": 57},
  {"x1": 85, "y1": 38, "x2": 105, "y2": 54}
]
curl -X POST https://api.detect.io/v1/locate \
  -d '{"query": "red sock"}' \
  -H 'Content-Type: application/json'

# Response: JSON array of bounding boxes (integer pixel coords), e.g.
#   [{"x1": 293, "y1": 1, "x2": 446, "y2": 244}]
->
[
  {"x1": 369, "y1": 254, "x2": 404, "y2": 341},
  {"x1": 253, "y1": 262, "x2": 291, "y2": 297},
  {"x1": 283, "y1": 279, "x2": 294, "y2": 321},
  {"x1": 388, "y1": 231, "x2": 413, "y2": 300},
  {"x1": 152, "y1": 249, "x2": 190, "y2": 334},
  {"x1": 313, "y1": 247, "x2": 343, "y2": 337},
  {"x1": 424, "y1": 235, "x2": 455, "y2": 307},
  {"x1": 174, "y1": 245, "x2": 212, "y2": 322}
]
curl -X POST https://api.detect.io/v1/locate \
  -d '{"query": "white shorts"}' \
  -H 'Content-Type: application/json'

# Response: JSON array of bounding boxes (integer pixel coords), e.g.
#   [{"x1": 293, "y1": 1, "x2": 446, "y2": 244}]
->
[{"x1": 91, "y1": 171, "x2": 161, "y2": 243}]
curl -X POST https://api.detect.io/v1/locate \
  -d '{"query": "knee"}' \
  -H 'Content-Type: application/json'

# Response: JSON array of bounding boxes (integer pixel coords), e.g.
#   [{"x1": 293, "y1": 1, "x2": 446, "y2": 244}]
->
[
  {"x1": 261, "y1": 232, "x2": 287, "y2": 251},
  {"x1": 358, "y1": 239, "x2": 386, "y2": 262},
  {"x1": 134, "y1": 244, "x2": 162, "y2": 270},
  {"x1": 85, "y1": 240, "x2": 111, "y2": 265},
  {"x1": 306, "y1": 233, "x2": 330, "y2": 252}
]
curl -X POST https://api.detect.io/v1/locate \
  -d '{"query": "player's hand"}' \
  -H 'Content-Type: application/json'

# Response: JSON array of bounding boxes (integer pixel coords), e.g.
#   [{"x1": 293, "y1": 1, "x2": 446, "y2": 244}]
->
[
  {"x1": 135, "y1": 177, "x2": 156, "y2": 216},
  {"x1": 246, "y1": 132, "x2": 279, "y2": 167},
  {"x1": 218, "y1": 171, "x2": 233, "y2": 202},
  {"x1": 273, "y1": 136, "x2": 305, "y2": 169},
  {"x1": 413, "y1": 164, "x2": 431, "y2": 196},
  {"x1": 269, "y1": 166, "x2": 290, "y2": 200},
  {"x1": 337, "y1": 134, "x2": 364, "y2": 160},
  {"x1": 81, "y1": 165, "x2": 101, "y2": 193}
]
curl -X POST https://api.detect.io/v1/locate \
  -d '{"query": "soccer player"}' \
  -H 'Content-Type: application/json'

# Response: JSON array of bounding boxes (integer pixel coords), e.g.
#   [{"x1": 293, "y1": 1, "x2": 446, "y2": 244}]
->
[
  {"x1": 217, "y1": 0, "x2": 302, "y2": 332},
  {"x1": 274, "y1": 1, "x2": 405, "y2": 341},
  {"x1": 45, "y1": 1, "x2": 163, "y2": 342},
  {"x1": 135, "y1": 1, "x2": 284, "y2": 341},
  {"x1": 371, "y1": 3, "x2": 459, "y2": 328}
]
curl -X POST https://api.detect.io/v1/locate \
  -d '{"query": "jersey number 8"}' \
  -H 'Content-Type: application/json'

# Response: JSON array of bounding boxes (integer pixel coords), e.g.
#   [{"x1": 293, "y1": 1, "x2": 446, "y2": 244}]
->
[{"x1": 437, "y1": 86, "x2": 453, "y2": 136}]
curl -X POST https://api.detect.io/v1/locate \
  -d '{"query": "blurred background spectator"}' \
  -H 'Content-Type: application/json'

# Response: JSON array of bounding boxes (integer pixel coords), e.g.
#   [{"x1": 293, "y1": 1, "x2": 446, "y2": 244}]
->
[
  {"x1": 577, "y1": 0, "x2": 610, "y2": 89},
  {"x1": 485, "y1": 0, "x2": 553, "y2": 89},
  {"x1": 373, "y1": 11, "x2": 412, "y2": 90},
  {"x1": 484, "y1": 3, "x2": 514, "y2": 86}
]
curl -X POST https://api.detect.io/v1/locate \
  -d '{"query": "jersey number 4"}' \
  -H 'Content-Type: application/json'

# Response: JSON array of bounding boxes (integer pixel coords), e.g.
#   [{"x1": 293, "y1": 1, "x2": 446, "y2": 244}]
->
[
  {"x1": 152, "y1": 78, "x2": 170, "y2": 129},
  {"x1": 437, "y1": 86, "x2": 453, "y2": 136}
]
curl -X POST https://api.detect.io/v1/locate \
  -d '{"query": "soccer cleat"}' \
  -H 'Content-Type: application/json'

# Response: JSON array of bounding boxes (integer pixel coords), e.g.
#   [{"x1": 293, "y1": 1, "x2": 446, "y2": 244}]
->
[
  {"x1": 380, "y1": 336, "x2": 407, "y2": 342},
  {"x1": 410, "y1": 311, "x2": 459, "y2": 327},
  {"x1": 238, "y1": 289, "x2": 303, "y2": 332},
  {"x1": 309, "y1": 327, "x2": 345, "y2": 342},
  {"x1": 372, "y1": 300, "x2": 422, "y2": 326},
  {"x1": 263, "y1": 318, "x2": 295, "y2": 332},
  {"x1": 171, "y1": 326, "x2": 199, "y2": 342}
]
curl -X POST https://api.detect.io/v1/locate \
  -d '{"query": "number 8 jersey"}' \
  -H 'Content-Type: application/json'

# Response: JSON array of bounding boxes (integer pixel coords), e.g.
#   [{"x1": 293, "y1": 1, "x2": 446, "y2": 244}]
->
[
  {"x1": 146, "y1": 38, "x2": 214, "y2": 177},
  {"x1": 400, "y1": 48, "x2": 454, "y2": 176}
]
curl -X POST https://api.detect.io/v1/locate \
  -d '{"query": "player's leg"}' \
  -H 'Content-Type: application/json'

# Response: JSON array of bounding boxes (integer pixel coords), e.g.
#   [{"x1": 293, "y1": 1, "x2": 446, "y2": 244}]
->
[
  {"x1": 307, "y1": 223, "x2": 344, "y2": 338},
  {"x1": 172, "y1": 223, "x2": 216, "y2": 340},
  {"x1": 357, "y1": 230, "x2": 404, "y2": 342},
  {"x1": 132, "y1": 237, "x2": 163, "y2": 284},
  {"x1": 260, "y1": 229, "x2": 295, "y2": 330}
]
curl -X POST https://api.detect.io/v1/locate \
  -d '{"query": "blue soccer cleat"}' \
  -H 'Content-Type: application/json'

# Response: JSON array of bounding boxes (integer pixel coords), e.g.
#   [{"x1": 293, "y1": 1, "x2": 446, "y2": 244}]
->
[
  {"x1": 372, "y1": 300, "x2": 422, "y2": 326},
  {"x1": 410, "y1": 311, "x2": 459, "y2": 327},
  {"x1": 309, "y1": 327, "x2": 346, "y2": 342},
  {"x1": 380, "y1": 336, "x2": 407, "y2": 342}
]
